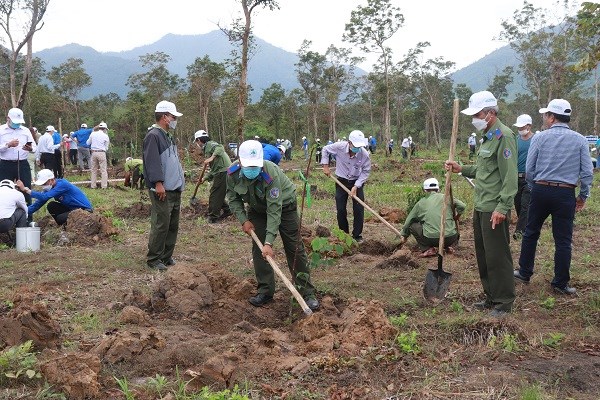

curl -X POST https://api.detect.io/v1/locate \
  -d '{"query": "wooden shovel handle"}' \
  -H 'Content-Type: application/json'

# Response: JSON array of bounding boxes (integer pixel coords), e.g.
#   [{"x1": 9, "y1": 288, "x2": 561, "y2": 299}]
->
[
  {"x1": 439, "y1": 99, "x2": 460, "y2": 255},
  {"x1": 329, "y1": 174, "x2": 404, "y2": 238},
  {"x1": 249, "y1": 230, "x2": 313, "y2": 316},
  {"x1": 191, "y1": 164, "x2": 208, "y2": 198}
]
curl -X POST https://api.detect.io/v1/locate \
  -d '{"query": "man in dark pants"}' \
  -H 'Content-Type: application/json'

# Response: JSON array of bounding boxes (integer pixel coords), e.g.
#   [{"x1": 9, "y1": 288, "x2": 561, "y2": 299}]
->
[
  {"x1": 514, "y1": 99, "x2": 593, "y2": 295},
  {"x1": 143, "y1": 100, "x2": 185, "y2": 271},
  {"x1": 512, "y1": 114, "x2": 534, "y2": 240},
  {"x1": 0, "y1": 179, "x2": 28, "y2": 235},
  {"x1": 226, "y1": 140, "x2": 318, "y2": 310},
  {"x1": 321, "y1": 130, "x2": 371, "y2": 242},
  {"x1": 194, "y1": 130, "x2": 232, "y2": 223},
  {"x1": 445, "y1": 91, "x2": 517, "y2": 317}
]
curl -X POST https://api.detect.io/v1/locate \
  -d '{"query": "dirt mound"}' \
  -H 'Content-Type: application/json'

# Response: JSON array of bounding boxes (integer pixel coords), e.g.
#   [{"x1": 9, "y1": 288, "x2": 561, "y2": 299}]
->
[
  {"x1": 39, "y1": 349, "x2": 101, "y2": 400},
  {"x1": 152, "y1": 263, "x2": 214, "y2": 316},
  {"x1": 309, "y1": 184, "x2": 330, "y2": 199},
  {"x1": 365, "y1": 207, "x2": 407, "y2": 224},
  {"x1": 118, "y1": 306, "x2": 151, "y2": 326},
  {"x1": 315, "y1": 224, "x2": 331, "y2": 237},
  {"x1": 182, "y1": 200, "x2": 209, "y2": 217},
  {"x1": 114, "y1": 202, "x2": 151, "y2": 219},
  {"x1": 375, "y1": 248, "x2": 419, "y2": 269},
  {"x1": 65, "y1": 209, "x2": 119, "y2": 245},
  {"x1": 359, "y1": 239, "x2": 396, "y2": 256},
  {"x1": 0, "y1": 293, "x2": 61, "y2": 350},
  {"x1": 91, "y1": 328, "x2": 166, "y2": 363}
]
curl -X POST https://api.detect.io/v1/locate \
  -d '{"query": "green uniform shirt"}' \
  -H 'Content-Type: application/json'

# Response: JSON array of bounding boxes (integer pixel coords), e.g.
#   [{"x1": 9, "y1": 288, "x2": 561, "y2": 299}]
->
[
  {"x1": 461, "y1": 119, "x2": 518, "y2": 214},
  {"x1": 401, "y1": 192, "x2": 466, "y2": 238},
  {"x1": 124, "y1": 158, "x2": 143, "y2": 172},
  {"x1": 204, "y1": 141, "x2": 231, "y2": 182},
  {"x1": 227, "y1": 160, "x2": 296, "y2": 245}
]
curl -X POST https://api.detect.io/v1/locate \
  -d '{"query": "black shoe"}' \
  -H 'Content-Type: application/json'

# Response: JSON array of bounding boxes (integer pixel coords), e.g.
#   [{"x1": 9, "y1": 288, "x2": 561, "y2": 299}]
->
[
  {"x1": 304, "y1": 296, "x2": 319, "y2": 311},
  {"x1": 353, "y1": 235, "x2": 363, "y2": 243},
  {"x1": 248, "y1": 293, "x2": 273, "y2": 307},
  {"x1": 164, "y1": 257, "x2": 176, "y2": 266},
  {"x1": 207, "y1": 217, "x2": 220, "y2": 224},
  {"x1": 472, "y1": 300, "x2": 493, "y2": 310},
  {"x1": 220, "y1": 210, "x2": 233, "y2": 219},
  {"x1": 552, "y1": 285, "x2": 577, "y2": 295},
  {"x1": 489, "y1": 309, "x2": 509, "y2": 318},
  {"x1": 147, "y1": 261, "x2": 168, "y2": 271},
  {"x1": 513, "y1": 270, "x2": 530, "y2": 283}
]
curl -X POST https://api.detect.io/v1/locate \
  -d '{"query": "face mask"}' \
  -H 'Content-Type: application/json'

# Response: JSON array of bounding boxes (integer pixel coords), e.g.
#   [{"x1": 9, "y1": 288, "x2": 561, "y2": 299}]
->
[
  {"x1": 42, "y1": 185, "x2": 52, "y2": 192},
  {"x1": 9, "y1": 122, "x2": 20, "y2": 129},
  {"x1": 168, "y1": 120, "x2": 177, "y2": 130},
  {"x1": 471, "y1": 118, "x2": 488, "y2": 131},
  {"x1": 241, "y1": 166, "x2": 261, "y2": 180},
  {"x1": 350, "y1": 146, "x2": 361, "y2": 153},
  {"x1": 518, "y1": 128, "x2": 529, "y2": 136}
]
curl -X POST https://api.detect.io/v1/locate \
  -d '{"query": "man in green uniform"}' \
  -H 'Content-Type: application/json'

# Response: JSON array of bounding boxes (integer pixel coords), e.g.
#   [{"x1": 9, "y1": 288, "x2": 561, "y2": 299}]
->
[
  {"x1": 194, "y1": 130, "x2": 232, "y2": 223},
  {"x1": 400, "y1": 178, "x2": 466, "y2": 257},
  {"x1": 124, "y1": 157, "x2": 144, "y2": 189},
  {"x1": 226, "y1": 140, "x2": 319, "y2": 310},
  {"x1": 445, "y1": 91, "x2": 517, "y2": 317}
]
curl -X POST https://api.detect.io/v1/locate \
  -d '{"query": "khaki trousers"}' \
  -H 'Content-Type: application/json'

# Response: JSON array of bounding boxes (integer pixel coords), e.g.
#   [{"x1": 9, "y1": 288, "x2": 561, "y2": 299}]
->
[{"x1": 90, "y1": 151, "x2": 108, "y2": 188}]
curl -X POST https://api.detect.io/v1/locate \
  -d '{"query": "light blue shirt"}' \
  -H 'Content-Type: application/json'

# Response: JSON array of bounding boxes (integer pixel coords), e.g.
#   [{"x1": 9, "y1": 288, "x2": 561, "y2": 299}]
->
[
  {"x1": 526, "y1": 123, "x2": 593, "y2": 199},
  {"x1": 321, "y1": 141, "x2": 371, "y2": 188}
]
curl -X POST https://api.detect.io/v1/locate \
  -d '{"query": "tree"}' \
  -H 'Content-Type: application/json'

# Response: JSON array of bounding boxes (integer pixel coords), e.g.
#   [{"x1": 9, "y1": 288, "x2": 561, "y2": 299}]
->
[
  {"x1": 0, "y1": 0, "x2": 49, "y2": 108},
  {"x1": 47, "y1": 58, "x2": 92, "y2": 124},
  {"x1": 487, "y1": 66, "x2": 514, "y2": 102},
  {"x1": 126, "y1": 52, "x2": 183, "y2": 103},
  {"x1": 344, "y1": 0, "x2": 403, "y2": 152},
  {"x1": 187, "y1": 55, "x2": 227, "y2": 131},
  {"x1": 296, "y1": 40, "x2": 326, "y2": 138},
  {"x1": 258, "y1": 83, "x2": 286, "y2": 136}
]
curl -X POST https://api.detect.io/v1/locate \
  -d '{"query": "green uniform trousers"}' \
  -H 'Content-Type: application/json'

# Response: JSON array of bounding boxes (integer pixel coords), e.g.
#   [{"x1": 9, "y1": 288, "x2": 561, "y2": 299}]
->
[
  {"x1": 408, "y1": 222, "x2": 459, "y2": 251},
  {"x1": 147, "y1": 190, "x2": 181, "y2": 265},
  {"x1": 249, "y1": 202, "x2": 315, "y2": 297},
  {"x1": 208, "y1": 171, "x2": 231, "y2": 219},
  {"x1": 473, "y1": 211, "x2": 515, "y2": 311}
]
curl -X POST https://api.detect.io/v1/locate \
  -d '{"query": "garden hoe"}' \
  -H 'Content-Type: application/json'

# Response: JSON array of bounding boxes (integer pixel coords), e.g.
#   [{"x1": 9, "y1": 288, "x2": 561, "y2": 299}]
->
[
  {"x1": 189, "y1": 164, "x2": 208, "y2": 206},
  {"x1": 423, "y1": 98, "x2": 459, "y2": 301}
]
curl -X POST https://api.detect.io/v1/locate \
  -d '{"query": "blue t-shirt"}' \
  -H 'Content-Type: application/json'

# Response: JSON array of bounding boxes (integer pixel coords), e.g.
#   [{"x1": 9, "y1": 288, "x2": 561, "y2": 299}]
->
[
  {"x1": 517, "y1": 135, "x2": 532, "y2": 173},
  {"x1": 71, "y1": 128, "x2": 93, "y2": 149},
  {"x1": 52, "y1": 131, "x2": 61, "y2": 145},
  {"x1": 262, "y1": 143, "x2": 282, "y2": 165},
  {"x1": 28, "y1": 179, "x2": 93, "y2": 215}
]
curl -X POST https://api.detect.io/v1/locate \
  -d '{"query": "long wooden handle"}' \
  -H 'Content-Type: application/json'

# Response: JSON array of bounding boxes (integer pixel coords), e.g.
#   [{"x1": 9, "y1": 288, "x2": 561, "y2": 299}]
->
[
  {"x1": 439, "y1": 99, "x2": 460, "y2": 254},
  {"x1": 329, "y1": 174, "x2": 403, "y2": 238},
  {"x1": 249, "y1": 230, "x2": 313, "y2": 316},
  {"x1": 191, "y1": 164, "x2": 208, "y2": 198}
]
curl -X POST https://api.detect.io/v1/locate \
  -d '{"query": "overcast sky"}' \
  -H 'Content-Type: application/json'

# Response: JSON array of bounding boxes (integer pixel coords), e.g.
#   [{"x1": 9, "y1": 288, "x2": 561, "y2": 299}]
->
[{"x1": 34, "y1": 0, "x2": 568, "y2": 71}]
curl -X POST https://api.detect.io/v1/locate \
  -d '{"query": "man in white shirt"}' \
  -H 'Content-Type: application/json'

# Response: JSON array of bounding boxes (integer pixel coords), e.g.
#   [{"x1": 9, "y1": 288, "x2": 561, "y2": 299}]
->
[
  {"x1": 401, "y1": 137, "x2": 410, "y2": 159},
  {"x1": 35, "y1": 126, "x2": 60, "y2": 172},
  {"x1": 0, "y1": 179, "x2": 28, "y2": 235},
  {"x1": 86, "y1": 122, "x2": 110, "y2": 189}
]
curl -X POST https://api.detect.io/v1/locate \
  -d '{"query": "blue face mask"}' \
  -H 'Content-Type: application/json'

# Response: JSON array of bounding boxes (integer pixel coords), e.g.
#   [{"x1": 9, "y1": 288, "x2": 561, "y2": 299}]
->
[
  {"x1": 350, "y1": 146, "x2": 361, "y2": 153},
  {"x1": 9, "y1": 122, "x2": 20, "y2": 129},
  {"x1": 242, "y1": 166, "x2": 261, "y2": 180}
]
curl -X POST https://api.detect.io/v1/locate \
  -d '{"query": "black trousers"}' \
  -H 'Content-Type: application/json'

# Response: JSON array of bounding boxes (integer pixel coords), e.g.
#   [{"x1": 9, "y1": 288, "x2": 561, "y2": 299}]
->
[
  {"x1": 53, "y1": 149, "x2": 63, "y2": 178},
  {"x1": 0, "y1": 159, "x2": 32, "y2": 206},
  {"x1": 69, "y1": 149, "x2": 78, "y2": 165},
  {"x1": 47, "y1": 201, "x2": 74, "y2": 225},
  {"x1": 0, "y1": 209, "x2": 28, "y2": 233},
  {"x1": 334, "y1": 176, "x2": 364, "y2": 239},
  {"x1": 514, "y1": 176, "x2": 531, "y2": 233}
]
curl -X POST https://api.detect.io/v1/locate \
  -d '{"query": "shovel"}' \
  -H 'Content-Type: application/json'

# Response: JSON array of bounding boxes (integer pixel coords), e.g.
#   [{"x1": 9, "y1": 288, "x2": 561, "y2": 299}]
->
[
  {"x1": 249, "y1": 230, "x2": 313, "y2": 316},
  {"x1": 424, "y1": 98, "x2": 459, "y2": 301},
  {"x1": 189, "y1": 164, "x2": 208, "y2": 206}
]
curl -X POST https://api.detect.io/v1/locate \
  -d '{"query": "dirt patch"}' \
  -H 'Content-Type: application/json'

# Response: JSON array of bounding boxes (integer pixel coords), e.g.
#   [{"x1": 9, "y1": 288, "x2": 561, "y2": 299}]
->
[
  {"x1": 92, "y1": 328, "x2": 167, "y2": 363},
  {"x1": 39, "y1": 349, "x2": 101, "y2": 400},
  {"x1": 114, "y1": 202, "x2": 151, "y2": 219},
  {"x1": 181, "y1": 199, "x2": 209, "y2": 217},
  {"x1": 375, "y1": 248, "x2": 420, "y2": 269},
  {"x1": 65, "y1": 208, "x2": 119, "y2": 245},
  {"x1": 374, "y1": 207, "x2": 407, "y2": 224},
  {"x1": 309, "y1": 184, "x2": 330, "y2": 200},
  {"x1": 359, "y1": 239, "x2": 396, "y2": 256}
]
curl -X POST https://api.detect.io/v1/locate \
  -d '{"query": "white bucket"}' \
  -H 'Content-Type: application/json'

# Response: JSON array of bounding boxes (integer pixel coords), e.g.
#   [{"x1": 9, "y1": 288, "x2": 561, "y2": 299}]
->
[{"x1": 16, "y1": 227, "x2": 41, "y2": 252}]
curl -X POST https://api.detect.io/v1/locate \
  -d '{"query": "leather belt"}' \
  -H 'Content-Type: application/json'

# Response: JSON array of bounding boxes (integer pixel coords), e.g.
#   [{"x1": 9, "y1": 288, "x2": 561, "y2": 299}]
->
[
  {"x1": 91, "y1": 150, "x2": 106, "y2": 152},
  {"x1": 535, "y1": 180, "x2": 576, "y2": 188},
  {"x1": 518, "y1": 173, "x2": 526, "y2": 178}
]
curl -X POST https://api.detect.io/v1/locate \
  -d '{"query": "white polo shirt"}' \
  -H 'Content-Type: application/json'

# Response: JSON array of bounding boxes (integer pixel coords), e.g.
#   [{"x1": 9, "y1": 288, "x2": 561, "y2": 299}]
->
[{"x1": 0, "y1": 186, "x2": 27, "y2": 219}]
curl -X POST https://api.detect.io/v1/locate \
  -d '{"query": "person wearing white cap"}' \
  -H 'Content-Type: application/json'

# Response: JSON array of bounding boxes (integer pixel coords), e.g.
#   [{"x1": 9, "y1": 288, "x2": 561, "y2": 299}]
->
[
  {"x1": 0, "y1": 107, "x2": 36, "y2": 212},
  {"x1": 369, "y1": 135, "x2": 377, "y2": 153},
  {"x1": 225, "y1": 140, "x2": 318, "y2": 310},
  {"x1": 302, "y1": 136, "x2": 309, "y2": 160},
  {"x1": 68, "y1": 132, "x2": 78, "y2": 165},
  {"x1": 35, "y1": 126, "x2": 60, "y2": 175},
  {"x1": 512, "y1": 114, "x2": 534, "y2": 240},
  {"x1": 143, "y1": 100, "x2": 185, "y2": 271},
  {"x1": 16, "y1": 169, "x2": 92, "y2": 226},
  {"x1": 86, "y1": 122, "x2": 110, "y2": 189},
  {"x1": 401, "y1": 137, "x2": 410, "y2": 159},
  {"x1": 400, "y1": 178, "x2": 466, "y2": 257},
  {"x1": 124, "y1": 156, "x2": 144, "y2": 189},
  {"x1": 445, "y1": 90, "x2": 517, "y2": 317},
  {"x1": 0, "y1": 179, "x2": 28, "y2": 236},
  {"x1": 315, "y1": 138, "x2": 322, "y2": 163},
  {"x1": 321, "y1": 130, "x2": 372, "y2": 242},
  {"x1": 387, "y1": 138, "x2": 394, "y2": 155},
  {"x1": 194, "y1": 129, "x2": 232, "y2": 223},
  {"x1": 468, "y1": 133, "x2": 477, "y2": 160},
  {"x1": 71, "y1": 123, "x2": 93, "y2": 170},
  {"x1": 514, "y1": 99, "x2": 594, "y2": 296}
]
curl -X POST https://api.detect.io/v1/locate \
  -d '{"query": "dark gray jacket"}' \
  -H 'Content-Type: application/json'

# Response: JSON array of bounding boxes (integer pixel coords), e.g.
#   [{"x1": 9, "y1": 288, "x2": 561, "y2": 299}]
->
[{"x1": 143, "y1": 126, "x2": 185, "y2": 191}]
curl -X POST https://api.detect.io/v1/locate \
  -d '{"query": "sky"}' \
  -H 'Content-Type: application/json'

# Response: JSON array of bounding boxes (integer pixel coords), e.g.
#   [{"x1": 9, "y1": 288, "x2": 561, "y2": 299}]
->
[{"x1": 31, "y1": 0, "x2": 569, "y2": 72}]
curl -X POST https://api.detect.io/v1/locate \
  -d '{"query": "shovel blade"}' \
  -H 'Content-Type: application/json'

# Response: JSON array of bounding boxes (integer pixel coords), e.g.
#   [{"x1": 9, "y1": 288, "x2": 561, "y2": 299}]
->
[
  {"x1": 189, "y1": 197, "x2": 199, "y2": 206},
  {"x1": 423, "y1": 267, "x2": 452, "y2": 301}
]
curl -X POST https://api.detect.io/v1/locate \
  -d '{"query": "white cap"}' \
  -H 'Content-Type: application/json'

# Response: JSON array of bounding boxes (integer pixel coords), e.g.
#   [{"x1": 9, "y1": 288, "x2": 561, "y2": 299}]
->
[
  {"x1": 194, "y1": 130, "x2": 208, "y2": 140},
  {"x1": 0, "y1": 179, "x2": 15, "y2": 190},
  {"x1": 513, "y1": 114, "x2": 532, "y2": 128},
  {"x1": 302, "y1": 136, "x2": 306, "y2": 140},
  {"x1": 461, "y1": 91, "x2": 498, "y2": 115},
  {"x1": 155, "y1": 100, "x2": 183, "y2": 116},
  {"x1": 277, "y1": 145, "x2": 286, "y2": 153},
  {"x1": 316, "y1": 138, "x2": 321, "y2": 142},
  {"x1": 348, "y1": 130, "x2": 368, "y2": 147},
  {"x1": 254, "y1": 135, "x2": 260, "y2": 139},
  {"x1": 33, "y1": 169, "x2": 55, "y2": 185},
  {"x1": 98, "y1": 121, "x2": 108, "y2": 129},
  {"x1": 81, "y1": 123, "x2": 88, "y2": 128},
  {"x1": 126, "y1": 157, "x2": 133, "y2": 162},
  {"x1": 423, "y1": 178, "x2": 439, "y2": 190},
  {"x1": 408, "y1": 136, "x2": 412, "y2": 140},
  {"x1": 471, "y1": 132, "x2": 477, "y2": 136},
  {"x1": 390, "y1": 139, "x2": 394, "y2": 141},
  {"x1": 63, "y1": 134, "x2": 68, "y2": 138},
  {"x1": 238, "y1": 140, "x2": 264, "y2": 167},
  {"x1": 7, "y1": 108, "x2": 25, "y2": 124},
  {"x1": 45, "y1": 125, "x2": 55, "y2": 132},
  {"x1": 539, "y1": 99, "x2": 571, "y2": 116}
]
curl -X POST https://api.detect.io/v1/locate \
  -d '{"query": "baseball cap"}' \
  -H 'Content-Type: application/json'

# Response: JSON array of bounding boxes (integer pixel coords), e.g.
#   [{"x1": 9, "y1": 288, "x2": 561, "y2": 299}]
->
[
  {"x1": 45, "y1": 125, "x2": 55, "y2": 132},
  {"x1": 7, "y1": 108, "x2": 25, "y2": 124},
  {"x1": 0, "y1": 179, "x2": 15, "y2": 190},
  {"x1": 461, "y1": 91, "x2": 498, "y2": 115},
  {"x1": 126, "y1": 157, "x2": 133, "y2": 162},
  {"x1": 539, "y1": 99, "x2": 571, "y2": 116},
  {"x1": 423, "y1": 178, "x2": 439, "y2": 190},
  {"x1": 33, "y1": 169, "x2": 55, "y2": 185},
  {"x1": 155, "y1": 100, "x2": 182, "y2": 116},
  {"x1": 81, "y1": 123, "x2": 88, "y2": 128},
  {"x1": 238, "y1": 140, "x2": 264, "y2": 167},
  {"x1": 277, "y1": 145, "x2": 286, "y2": 153},
  {"x1": 302, "y1": 136, "x2": 306, "y2": 140},
  {"x1": 471, "y1": 132, "x2": 477, "y2": 136},
  {"x1": 513, "y1": 114, "x2": 533, "y2": 127},
  {"x1": 194, "y1": 130, "x2": 209, "y2": 140},
  {"x1": 98, "y1": 122, "x2": 108, "y2": 129},
  {"x1": 63, "y1": 134, "x2": 68, "y2": 138},
  {"x1": 348, "y1": 130, "x2": 368, "y2": 147}
]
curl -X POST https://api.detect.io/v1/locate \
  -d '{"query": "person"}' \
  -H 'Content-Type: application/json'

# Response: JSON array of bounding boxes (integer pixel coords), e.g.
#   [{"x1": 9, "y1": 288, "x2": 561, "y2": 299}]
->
[
  {"x1": 401, "y1": 137, "x2": 410, "y2": 159},
  {"x1": 400, "y1": 178, "x2": 466, "y2": 257},
  {"x1": 368, "y1": 136, "x2": 373, "y2": 153},
  {"x1": 261, "y1": 142, "x2": 283, "y2": 165},
  {"x1": 283, "y1": 138, "x2": 292, "y2": 160},
  {"x1": 36, "y1": 126, "x2": 60, "y2": 173},
  {"x1": 0, "y1": 108, "x2": 36, "y2": 212},
  {"x1": 87, "y1": 122, "x2": 110, "y2": 189},
  {"x1": 52, "y1": 127, "x2": 63, "y2": 178},
  {"x1": 143, "y1": 100, "x2": 185, "y2": 271},
  {"x1": 302, "y1": 136, "x2": 309, "y2": 160},
  {"x1": 321, "y1": 130, "x2": 371, "y2": 242},
  {"x1": 0, "y1": 179, "x2": 28, "y2": 235},
  {"x1": 16, "y1": 169, "x2": 92, "y2": 226},
  {"x1": 514, "y1": 99, "x2": 593, "y2": 295},
  {"x1": 68, "y1": 132, "x2": 78, "y2": 165},
  {"x1": 369, "y1": 135, "x2": 377, "y2": 153},
  {"x1": 226, "y1": 140, "x2": 318, "y2": 310},
  {"x1": 409, "y1": 136, "x2": 416, "y2": 156},
  {"x1": 124, "y1": 157, "x2": 144, "y2": 189},
  {"x1": 71, "y1": 123, "x2": 92, "y2": 170},
  {"x1": 468, "y1": 132, "x2": 477, "y2": 160},
  {"x1": 194, "y1": 129, "x2": 232, "y2": 223},
  {"x1": 27, "y1": 127, "x2": 39, "y2": 178},
  {"x1": 62, "y1": 134, "x2": 70, "y2": 167},
  {"x1": 315, "y1": 138, "x2": 322, "y2": 163},
  {"x1": 388, "y1": 138, "x2": 394, "y2": 155},
  {"x1": 512, "y1": 114, "x2": 534, "y2": 240},
  {"x1": 444, "y1": 90, "x2": 517, "y2": 317}
]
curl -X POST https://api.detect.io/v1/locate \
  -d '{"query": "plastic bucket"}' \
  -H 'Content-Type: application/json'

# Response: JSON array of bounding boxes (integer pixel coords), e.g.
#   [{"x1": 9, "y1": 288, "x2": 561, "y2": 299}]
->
[{"x1": 16, "y1": 227, "x2": 41, "y2": 252}]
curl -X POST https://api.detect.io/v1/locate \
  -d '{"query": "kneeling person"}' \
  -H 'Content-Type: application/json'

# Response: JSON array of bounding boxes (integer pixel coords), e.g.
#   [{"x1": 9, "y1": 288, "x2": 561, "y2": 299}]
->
[
  {"x1": 17, "y1": 169, "x2": 93, "y2": 225},
  {"x1": 0, "y1": 179, "x2": 28, "y2": 234},
  {"x1": 400, "y1": 178, "x2": 465, "y2": 257},
  {"x1": 226, "y1": 140, "x2": 318, "y2": 310}
]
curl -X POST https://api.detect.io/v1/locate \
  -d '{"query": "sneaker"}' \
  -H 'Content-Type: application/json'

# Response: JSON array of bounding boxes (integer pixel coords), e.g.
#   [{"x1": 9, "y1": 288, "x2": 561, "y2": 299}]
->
[
  {"x1": 472, "y1": 300, "x2": 493, "y2": 310},
  {"x1": 248, "y1": 293, "x2": 273, "y2": 307},
  {"x1": 489, "y1": 309, "x2": 509, "y2": 318},
  {"x1": 304, "y1": 296, "x2": 319, "y2": 311},
  {"x1": 420, "y1": 247, "x2": 437, "y2": 258},
  {"x1": 353, "y1": 235, "x2": 363, "y2": 243},
  {"x1": 513, "y1": 270, "x2": 530, "y2": 284},
  {"x1": 164, "y1": 257, "x2": 176, "y2": 266},
  {"x1": 147, "y1": 261, "x2": 168, "y2": 271},
  {"x1": 552, "y1": 285, "x2": 577, "y2": 295}
]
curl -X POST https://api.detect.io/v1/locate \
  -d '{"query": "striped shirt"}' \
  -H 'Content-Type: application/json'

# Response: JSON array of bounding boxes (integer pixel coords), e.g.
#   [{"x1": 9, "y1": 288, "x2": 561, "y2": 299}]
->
[{"x1": 525, "y1": 123, "x2": 594, "y2": 199}]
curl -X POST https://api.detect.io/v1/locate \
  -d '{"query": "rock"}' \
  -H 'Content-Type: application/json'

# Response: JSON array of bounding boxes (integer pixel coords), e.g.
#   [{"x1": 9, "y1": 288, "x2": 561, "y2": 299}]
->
[
  {"x1": 153, "y1": 264, "x2": 214, "y2": 316},
  {"x1": 39, "y1": 350, "x2": 101, "y2": 400}
]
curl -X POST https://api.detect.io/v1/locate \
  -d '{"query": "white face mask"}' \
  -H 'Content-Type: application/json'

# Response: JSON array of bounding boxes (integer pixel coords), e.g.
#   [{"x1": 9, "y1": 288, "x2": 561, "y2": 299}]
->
[
  {"x1": 42, "y1": 184, "x2": 52, "y2": 192},
  {"x1": 518, "y1": 128, "x2": 529, "y2": 136},
  {"x1": 471, "y1": 111, "x2": 490, "y2": 131},
  {"x1": 168, "y1": 120, "x2": 177, "y2": 130}
]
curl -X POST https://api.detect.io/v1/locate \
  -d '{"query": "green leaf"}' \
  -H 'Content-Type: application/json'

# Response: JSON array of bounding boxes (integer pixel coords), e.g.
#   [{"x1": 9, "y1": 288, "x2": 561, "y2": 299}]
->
[{"x1": 26, "y1": 369, "x2": 36, "y2": 378}]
